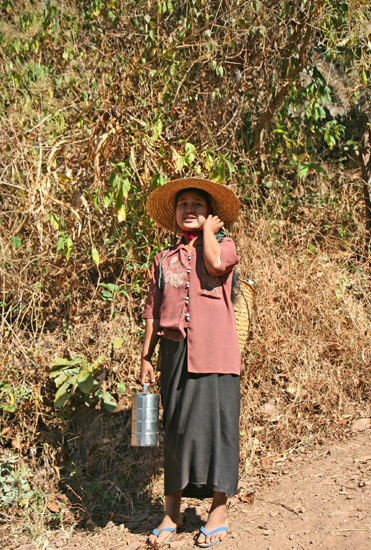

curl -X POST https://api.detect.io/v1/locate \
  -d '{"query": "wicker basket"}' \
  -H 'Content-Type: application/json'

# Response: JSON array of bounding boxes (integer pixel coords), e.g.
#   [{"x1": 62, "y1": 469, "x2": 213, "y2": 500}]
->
[{"x1": 234, "y1": 278, "x2": 255, "y2": 354}]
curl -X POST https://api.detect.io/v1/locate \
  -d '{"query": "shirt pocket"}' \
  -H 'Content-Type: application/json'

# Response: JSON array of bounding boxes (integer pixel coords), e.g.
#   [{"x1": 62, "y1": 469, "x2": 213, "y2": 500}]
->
[{"x1": 197, "y1": 288, "x2": 223, "y2": 299}]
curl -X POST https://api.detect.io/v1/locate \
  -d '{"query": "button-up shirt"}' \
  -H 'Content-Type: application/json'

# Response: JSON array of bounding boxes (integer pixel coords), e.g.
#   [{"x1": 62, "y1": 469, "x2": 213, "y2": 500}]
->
[{"x1": 142, "y1": 236, "x2": 241, "y2": 375}]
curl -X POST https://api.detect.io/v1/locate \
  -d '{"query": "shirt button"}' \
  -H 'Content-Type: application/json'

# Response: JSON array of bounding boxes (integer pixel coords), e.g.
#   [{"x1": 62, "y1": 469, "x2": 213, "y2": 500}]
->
[
  {"x1": 185, "y1": 314, "x2": 190, "y2": 320},
  {"x1": 186, "y1": 282, "x2": 189, "y2": 288},
  {"x1": 185, "y1": 297, "x2": 189, "y2": 304},
  {"x1": 187, "y1": 267, "x2": 191, "y2": 274},
  {"x1": 188, "y1": 255, "x2": 192, "y2": 260}
]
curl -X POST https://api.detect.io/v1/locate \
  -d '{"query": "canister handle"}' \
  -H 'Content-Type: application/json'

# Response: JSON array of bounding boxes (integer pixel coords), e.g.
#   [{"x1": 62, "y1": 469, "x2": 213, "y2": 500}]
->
[{"x1": 140, "y1": 383, "x2": 148, "y2": 446}]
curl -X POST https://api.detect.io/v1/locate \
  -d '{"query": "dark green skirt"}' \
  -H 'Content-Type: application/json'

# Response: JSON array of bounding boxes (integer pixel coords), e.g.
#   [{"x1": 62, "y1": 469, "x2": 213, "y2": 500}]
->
[{"x1": 159, "y1": 336, "x2": 240, "y2": 498}]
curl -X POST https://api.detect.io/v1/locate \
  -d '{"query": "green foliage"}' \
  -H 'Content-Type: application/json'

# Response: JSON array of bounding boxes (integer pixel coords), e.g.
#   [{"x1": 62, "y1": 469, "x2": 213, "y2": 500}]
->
[
  {"x1": 56, "y1": 232, "x2": 74, "y2": 261},
  {"x1": 49, "y1": 354, "x2": 121, "y2": 411},
  {"x1": 0, "y1": 454, "x2": 33, "y2": 507},
  {"x1": 0, "y1": 382, "x2": 43, "y2": 414}
]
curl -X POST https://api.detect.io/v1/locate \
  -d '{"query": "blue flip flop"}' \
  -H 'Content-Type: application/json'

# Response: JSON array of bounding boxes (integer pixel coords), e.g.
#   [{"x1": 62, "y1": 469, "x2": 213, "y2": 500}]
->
[
  {"x1": 197, "y1": 526, "x2": 229, "y2": 547},
  {"x1": 151, "y1": 526, "x2": 176, "y2": 545}
]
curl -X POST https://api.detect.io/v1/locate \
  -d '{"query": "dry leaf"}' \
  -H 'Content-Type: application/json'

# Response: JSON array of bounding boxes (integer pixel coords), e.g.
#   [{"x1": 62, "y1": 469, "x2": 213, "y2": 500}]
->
[
  {"x1": 239, "y1": 491, "x2": 256, "y2": 504},
  {"x1": 11, "y1": 435, "x2": 22, "y2": 451},
  {"x1": 47, "y1": 500, "x2": 60, "y2": 513}
]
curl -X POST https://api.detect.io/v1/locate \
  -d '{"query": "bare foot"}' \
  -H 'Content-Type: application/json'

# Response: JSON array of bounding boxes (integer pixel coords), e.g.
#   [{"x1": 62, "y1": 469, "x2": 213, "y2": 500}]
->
[
  {"x1": 148, "y1": 514, "x2": 182, "y2": 545},
  {"x1": 197, "y1": 491, "x2": 228, "y2": 546},
  {"x1": 148, "y1": 491, "x2": 183, "y2": 545}
]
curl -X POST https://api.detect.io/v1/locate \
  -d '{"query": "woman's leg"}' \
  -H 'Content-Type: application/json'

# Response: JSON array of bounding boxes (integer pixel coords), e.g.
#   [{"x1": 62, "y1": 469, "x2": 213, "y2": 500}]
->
[
  {"x1": 148, "y1": 490, "x2": 183, "y2": 544},
  {"x1": 197, "y1": 491, "x2": 228, "y2": 546}
]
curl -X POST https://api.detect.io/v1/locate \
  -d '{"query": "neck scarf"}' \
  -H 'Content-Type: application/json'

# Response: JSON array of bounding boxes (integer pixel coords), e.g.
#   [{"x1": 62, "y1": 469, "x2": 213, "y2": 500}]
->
[{"x1": 179, "y1": 227, "x2": 203, "y2": 242}]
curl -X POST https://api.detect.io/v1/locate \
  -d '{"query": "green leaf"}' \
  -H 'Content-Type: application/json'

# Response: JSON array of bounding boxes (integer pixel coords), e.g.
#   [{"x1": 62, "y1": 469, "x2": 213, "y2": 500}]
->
[
  {"x1": 361, "y1": 67, "x2": 368, "y2": 87},
  {"x1": 78, "y1": 370, "x2": 95, "y2": 395},
  {"x1": 112, "y1": 337, "x2": 125, "y2": 350},
  {"x1": 202, "y1": 151, "x2": 214, "y2": 172},
  {"x1": 299, "y1": 165, "x2": 309, "y2": 179},
  {"x1": 92, "y1": 192, "x2": 100, "y2": 212},
  {"x1": 121, "y1": 177, "x2": 131, "y2": 199},
  {"x1": 116, "y1": 382, "x2": 126, "y2": 394},
  {"x1": 50, "y1": 356, "x2": 83, "y2": 369},
  {"x1": 151, "y1": 172, "x2": 168, "y2": 189},
  {"x1": 175, "y1": 155, "x2": 185, "y2": 172},
  {"x1": 184, "y1": 142, "x2": 196, "y2": 166},
  {"x1": 53, "y1": 372, "x2": 71, "y2": 388},
  {"x1": 103, "y1": 391, "x2": 117, "y2": 412},
  {"x1": 91, "y1": 355, "x2": 106, "y2": 369},
  {"x1": 56, "y1": 236, "x2": 65, "y2": 253},
  {"x1": 299, "y1": 162, "x2": 329, "y2": 180},
  {"x1": 226, "y1": 159, "x2": 236, "y2": 177},
  {"x1": 11, "y1": 236, "x2": 23, "y2": 250},
  {"x1": 99, "y1": 283, "x2": 119, "y2": 293},
  {"x1": 115, "y1": 187, "x2": 126, "y2": 222},
  {"x1": 103, "y1": 189, "x2": 114, "y2": 208},
  {"x1": 64, "y1": 238, "x2": 74, "y2": 261},
  {"x1": 49, "y1": 213, "x2": 59, "y2": 229},
  {"x1": 54, "y1": 381, "x2": 72, "y2": 408},
  {"x1": 211, "y1": 159, "x2": 225, "y2": 183},
  {"x1": 91, "y1": 247, "x2": 100, "y2": 267},
  {"x1": 151, "y1": 119, "x2": 163, "y2": 141}
]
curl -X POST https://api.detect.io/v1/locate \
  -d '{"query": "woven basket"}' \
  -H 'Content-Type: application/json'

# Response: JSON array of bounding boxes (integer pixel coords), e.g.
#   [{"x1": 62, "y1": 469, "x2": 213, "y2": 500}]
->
[{"x1": 234, "y1": 278, "x2": 255, "y2": 354}]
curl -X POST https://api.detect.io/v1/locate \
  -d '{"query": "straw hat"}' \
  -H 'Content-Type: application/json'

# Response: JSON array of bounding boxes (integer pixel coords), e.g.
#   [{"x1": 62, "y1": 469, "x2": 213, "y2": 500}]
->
[{"x1": 147, "y1": 177, "x2": 240, "y2": 232}]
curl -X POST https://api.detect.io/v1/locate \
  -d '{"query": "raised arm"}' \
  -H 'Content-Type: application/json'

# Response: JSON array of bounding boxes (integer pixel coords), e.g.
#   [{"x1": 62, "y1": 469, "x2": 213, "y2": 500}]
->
[{"x1": 202, "y1": 214, "x2": 224, "y2": 275}]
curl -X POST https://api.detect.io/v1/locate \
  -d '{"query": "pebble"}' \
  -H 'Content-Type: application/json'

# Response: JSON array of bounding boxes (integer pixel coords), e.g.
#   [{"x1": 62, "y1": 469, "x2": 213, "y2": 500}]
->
[{"x1": 351, "y1": 418, "x2": 371, "y2": 431}]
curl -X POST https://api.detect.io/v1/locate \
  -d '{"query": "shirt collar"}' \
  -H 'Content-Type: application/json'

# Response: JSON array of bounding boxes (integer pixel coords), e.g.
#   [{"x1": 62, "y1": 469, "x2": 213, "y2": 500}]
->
[{"x1": 164, "y1": 233, "x2": 204, "y2": 258}]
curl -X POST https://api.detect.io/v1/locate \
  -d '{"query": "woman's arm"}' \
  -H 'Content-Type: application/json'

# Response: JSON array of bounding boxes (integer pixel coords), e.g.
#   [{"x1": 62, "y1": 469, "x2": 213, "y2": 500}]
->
[
  {"x1": 140, "y1": 318, "x2": 160, "y2": 385},
  {"x1": 203, "y1": 215, "x2": 224, "y2": 274}
]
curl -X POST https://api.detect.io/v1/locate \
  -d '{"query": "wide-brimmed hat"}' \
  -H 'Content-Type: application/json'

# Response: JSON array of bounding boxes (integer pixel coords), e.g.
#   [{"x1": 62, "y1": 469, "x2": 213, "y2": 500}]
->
[{"x1": 147, "y1": 177, "x2": 240, "y2": 232}]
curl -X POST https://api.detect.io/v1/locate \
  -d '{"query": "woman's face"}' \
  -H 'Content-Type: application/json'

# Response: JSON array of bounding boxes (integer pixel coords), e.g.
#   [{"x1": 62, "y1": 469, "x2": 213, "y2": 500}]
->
[{"x1": 175, "y1": 190, "x2": 209, "y2": 232}]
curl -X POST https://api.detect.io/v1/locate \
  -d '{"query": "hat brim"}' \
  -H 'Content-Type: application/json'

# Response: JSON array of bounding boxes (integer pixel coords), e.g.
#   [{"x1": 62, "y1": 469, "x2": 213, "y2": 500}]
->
[{"x1": 147, "y1": 178, "x2": 240, "y2": 232}]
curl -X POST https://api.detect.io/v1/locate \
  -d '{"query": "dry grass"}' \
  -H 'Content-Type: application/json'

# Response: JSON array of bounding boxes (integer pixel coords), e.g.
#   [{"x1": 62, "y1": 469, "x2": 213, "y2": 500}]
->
[{"x1": 237, "y1": 216, "x2": 371, "y2": 471}]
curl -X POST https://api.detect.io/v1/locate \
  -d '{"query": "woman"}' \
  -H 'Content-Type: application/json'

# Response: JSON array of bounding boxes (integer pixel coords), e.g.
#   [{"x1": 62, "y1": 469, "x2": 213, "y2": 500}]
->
[{"x1": 140, "y1": 178, "x2": 240, "y2": 547}]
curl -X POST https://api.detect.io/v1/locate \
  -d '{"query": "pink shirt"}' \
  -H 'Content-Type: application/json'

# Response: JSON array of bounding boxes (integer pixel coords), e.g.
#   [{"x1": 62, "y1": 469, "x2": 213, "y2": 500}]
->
[{"x1": 142, "y1": 236, "x2": 241, "y2": 375}]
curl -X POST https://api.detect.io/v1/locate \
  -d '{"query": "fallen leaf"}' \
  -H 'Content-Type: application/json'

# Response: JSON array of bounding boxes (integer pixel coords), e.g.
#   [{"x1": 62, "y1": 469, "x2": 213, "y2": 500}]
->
[
  {"x1": 47, "y1": 500, "x2": 60, "y2": 513},
  {"x1": 11, "y1": 435, "x2": 22, "y2": 451},
  {"x1": 239, "y1": 491, "x2": 256, "y2": 504}
]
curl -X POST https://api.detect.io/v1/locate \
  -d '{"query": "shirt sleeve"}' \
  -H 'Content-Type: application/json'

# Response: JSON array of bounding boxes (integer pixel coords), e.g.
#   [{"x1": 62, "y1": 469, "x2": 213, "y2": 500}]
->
[
  {"x1": 219, "y1": 237, "x2": 239, "y2": 275},
  {"x1": 142, "y1": 255, "x2": 163, "y2": 319}
]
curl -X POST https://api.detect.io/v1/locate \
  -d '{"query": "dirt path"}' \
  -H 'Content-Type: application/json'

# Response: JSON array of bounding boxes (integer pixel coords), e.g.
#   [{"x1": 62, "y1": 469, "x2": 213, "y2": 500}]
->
[{"x1": 9, "y1": 429, "x2": 371, "y2": 550}]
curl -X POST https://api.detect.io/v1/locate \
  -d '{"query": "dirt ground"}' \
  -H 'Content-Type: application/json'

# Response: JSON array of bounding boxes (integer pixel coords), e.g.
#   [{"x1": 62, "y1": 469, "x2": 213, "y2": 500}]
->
[{"x1": 7, "y1": 427, "x2": 371, "y2": 550}]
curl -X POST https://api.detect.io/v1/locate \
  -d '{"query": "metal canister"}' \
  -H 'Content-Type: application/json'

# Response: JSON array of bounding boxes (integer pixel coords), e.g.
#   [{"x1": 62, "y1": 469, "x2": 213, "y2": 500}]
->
[{"x1": 131, "y1": 383, "x2": 160, "y2": 446}]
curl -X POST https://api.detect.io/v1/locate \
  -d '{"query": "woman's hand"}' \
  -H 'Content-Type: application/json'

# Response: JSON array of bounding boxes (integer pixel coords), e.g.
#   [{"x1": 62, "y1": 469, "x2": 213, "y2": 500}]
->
[
  {"x1": 140, "y1": 357, "x2": 156, "y2": 386},
  {"x1": 203, "y1": 214, "x2": 224, "y2": 235}
]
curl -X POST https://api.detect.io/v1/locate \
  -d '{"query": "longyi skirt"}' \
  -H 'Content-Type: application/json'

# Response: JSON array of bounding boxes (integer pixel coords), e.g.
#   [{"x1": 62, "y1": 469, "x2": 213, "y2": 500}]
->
[{"x1": 159, "y1": 336, "x2": 240, "y2": 498}]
